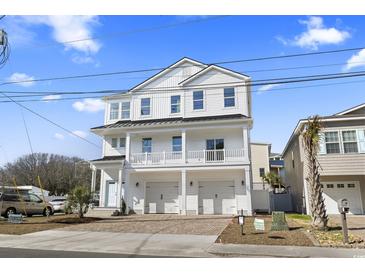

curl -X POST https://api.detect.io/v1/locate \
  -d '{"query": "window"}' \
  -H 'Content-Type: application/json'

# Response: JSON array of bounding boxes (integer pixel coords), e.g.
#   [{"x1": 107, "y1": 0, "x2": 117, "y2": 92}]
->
[
  {"x1": 324, "y1": 132, "x2": 340, "y2": 154},
  {"x1": 348, "y1": 183, "x2": 355, "y2": 188},
  {"x1": 121, "y1": 102, "x2": 130, "y2": 119},
  {"x1": 193, "y1": 91, "x2": 204, "y2": 110},
  {"x1": 224, "y1": 87, "x2": 235, "y2": 107},
  {"x1": 142, "y1": 138, "x2": 152, "y2": 153},
  {"x1": 291, "y1": 151, "x2": 295, "y2": 169},
  {"x1": 337, "y1": 183, "x2": 345, "y2": 188},
  {"x1": 171, "y1": 95, "x2": 181, "y2": 114},
  {"x1": 259, "y1": 168, "x2": 265, "y2": 177},
  {"x1": 29, "y1": 194, "x2": 42, "y2": 203},
  {"x1": 172, "y1": 136, "x2": 182, "y2": 152},
  {"x1": 111, "y1": 138, "x2": 118, "y2": 148},
  {"x1": 119, "y1": 138, "x2": 126, "y2": 148},
  {"x1": 109, "y1": 103, "x2": 119, "y2": 120},
  {"x1": 141, "y1": 98, "x2": 151, "y2": 116},
  {"x1": 342, "y1": 130, "x2": 358, "y2": 153},
  {"x1": 326, "y1": 184, "x2": 334, "y2": 188}
]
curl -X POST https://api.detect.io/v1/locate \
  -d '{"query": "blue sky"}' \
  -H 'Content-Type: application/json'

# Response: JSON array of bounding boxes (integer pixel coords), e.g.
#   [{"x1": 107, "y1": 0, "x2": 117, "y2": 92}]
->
[{"x1": 0, "y1": 15, "x2": 364, "y2": 166}]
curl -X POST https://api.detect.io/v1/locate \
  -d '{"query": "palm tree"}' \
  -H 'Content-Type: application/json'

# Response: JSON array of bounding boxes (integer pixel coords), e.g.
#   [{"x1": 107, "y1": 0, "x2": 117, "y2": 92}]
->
[
  {"x1": 301, "y1": 115, "x2": 328, "y2": 230},
  {"x1": 262, "y1": 172, "x2": 283, "y2": 189}
]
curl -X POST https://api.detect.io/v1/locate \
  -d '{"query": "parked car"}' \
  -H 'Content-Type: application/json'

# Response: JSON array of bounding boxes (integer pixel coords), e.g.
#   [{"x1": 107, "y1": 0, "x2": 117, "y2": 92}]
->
[
  {"x1": 0, "y1": 193, "x2": 54, "y2": 218},
  {"x1": 49, "y1": 197, "x2": 67, "y2": 213}
]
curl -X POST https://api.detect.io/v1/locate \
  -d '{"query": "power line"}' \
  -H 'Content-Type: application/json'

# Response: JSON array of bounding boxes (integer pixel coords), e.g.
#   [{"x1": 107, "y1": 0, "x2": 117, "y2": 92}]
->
[{"x1": 0, "y1": 91, "x2": 101, "y2": 148}]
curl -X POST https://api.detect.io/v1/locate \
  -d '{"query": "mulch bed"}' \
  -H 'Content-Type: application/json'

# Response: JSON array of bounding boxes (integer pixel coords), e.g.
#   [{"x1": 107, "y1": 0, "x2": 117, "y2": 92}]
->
[{"x1": 216, "y1": 216, "x2": 314, "y2": 246}]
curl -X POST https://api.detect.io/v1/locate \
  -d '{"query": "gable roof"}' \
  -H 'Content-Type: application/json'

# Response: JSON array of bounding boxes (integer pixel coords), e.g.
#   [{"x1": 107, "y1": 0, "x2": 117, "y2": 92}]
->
[
  {"x1": 178, "y1": 64, "x2": 250, "y2": 86},
  {"x1": 129, "y1": 57, "x2": 207, "y2": 92},
  {"x1": 335, "y1": 103, "x2": 365, "y2": 116}
]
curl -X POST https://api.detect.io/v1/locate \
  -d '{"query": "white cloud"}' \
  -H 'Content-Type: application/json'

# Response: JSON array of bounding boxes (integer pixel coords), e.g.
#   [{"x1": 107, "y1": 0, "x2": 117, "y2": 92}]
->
[
  {"x1": 278, "y1": 16, "x2": 350, "y2": 50},
  {"x1": 7, "y1": 73, "x2": 35, "y2": 87},
  {"x1": 42, "y1": 94, "x2": 62, "y2": 102},
  {"x1": 257, "y1": 84, "x2": 283, "y2": 93},
  {"x1": 54, "y1": 133, "x2": 64, "y2": 140},
  {"x1": 71, "y1": 55, "x2": 95, "y2": 64},
  {"x1": 72, "y1": 98, "x2": 104, "y2": 113},
  {"x1": 71, "y1": 130, "x2": 88, "y2": 139},
  {"x1": 343, "y1": 49, "x2": 365, "y2": 71}
]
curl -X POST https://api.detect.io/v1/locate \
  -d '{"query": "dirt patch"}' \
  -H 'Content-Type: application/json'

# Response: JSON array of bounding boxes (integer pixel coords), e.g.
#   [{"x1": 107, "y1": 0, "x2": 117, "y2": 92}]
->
[
  {"x1": 0, "y1": 215, "x2": 101, "y2": 235},
  {"x1": 216, "y1": 216, "x2": 314, "y2": 246}
]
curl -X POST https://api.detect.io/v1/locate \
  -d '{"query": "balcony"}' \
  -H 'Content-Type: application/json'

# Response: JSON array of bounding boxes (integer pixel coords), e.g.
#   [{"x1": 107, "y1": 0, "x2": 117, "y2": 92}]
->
[{"x1": 129, "y1": 148, "x2": 246, "y2": 166}]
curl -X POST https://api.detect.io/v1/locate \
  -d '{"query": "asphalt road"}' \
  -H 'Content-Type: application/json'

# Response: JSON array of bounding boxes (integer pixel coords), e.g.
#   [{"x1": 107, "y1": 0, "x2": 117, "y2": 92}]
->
[{"x1": 0, "y1": 247, "x2": 179, "y2": 258}]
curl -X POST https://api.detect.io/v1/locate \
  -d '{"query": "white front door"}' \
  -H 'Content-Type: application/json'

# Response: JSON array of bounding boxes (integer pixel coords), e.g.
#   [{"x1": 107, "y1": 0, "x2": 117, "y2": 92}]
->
[
  {"x1": 106, "y1": 181, "x2": 117, "y2": 207},
  {"x1": 145, "y1": 182, "x2": 179, "y2": 214},
  {"x1": 322, "y1": 181, "x2": 363, "y2": 214},
  {"x1": 199, "y1": 181, "x2": 236, "y2": 215}
]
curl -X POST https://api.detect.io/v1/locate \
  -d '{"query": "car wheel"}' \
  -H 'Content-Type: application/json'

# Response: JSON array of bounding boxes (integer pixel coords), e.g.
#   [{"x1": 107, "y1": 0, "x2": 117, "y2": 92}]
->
[
  {"x1": 5, "y1": 208, "x2": 16, "y2": 218},
  {"x1": 43, "y1": 207, "x2": 52, "y2": 217}
]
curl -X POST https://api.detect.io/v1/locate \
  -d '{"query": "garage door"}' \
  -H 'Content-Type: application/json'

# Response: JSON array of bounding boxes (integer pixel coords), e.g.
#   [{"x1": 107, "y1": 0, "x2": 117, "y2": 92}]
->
[
  {"x1": 198, "y1": 181, "x2": 236, "y2": 215},
  {"x1": 322, "y1": 181, "x2": 363, "y2": 214},
  {"x1": 145, "y1": 182, "x2": 179, "y2": 214}
]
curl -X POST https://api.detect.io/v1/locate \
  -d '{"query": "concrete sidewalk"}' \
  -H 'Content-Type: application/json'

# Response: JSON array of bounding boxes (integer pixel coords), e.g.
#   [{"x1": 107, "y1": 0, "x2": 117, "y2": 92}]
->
[
  {"x1": 0, "y1": 230, "x2": 217, "y2": 258},
  {"x1": 208, "y1": 243, "x2": 365, "y2": 258}
]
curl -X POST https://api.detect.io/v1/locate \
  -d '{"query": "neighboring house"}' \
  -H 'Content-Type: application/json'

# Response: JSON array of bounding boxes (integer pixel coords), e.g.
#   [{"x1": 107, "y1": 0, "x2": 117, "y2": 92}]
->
[
  {"x1": 269, "y1": 153, "x2": 285, "y2": 179},
  {"x1": 250, "y1": 142, "x2": 271, "y2": 190},
  {"x1": 282, "y1": 103, "x2": 365, "y2": 215},
  {"x1": 90, "y1": 57, "x2": 253, "y2": 215}
]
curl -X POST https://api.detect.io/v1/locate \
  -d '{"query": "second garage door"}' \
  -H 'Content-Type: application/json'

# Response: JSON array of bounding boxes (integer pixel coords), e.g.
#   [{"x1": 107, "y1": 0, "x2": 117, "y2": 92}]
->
[
  {"x1": 322, "y1": 181, "x2": 363, "y2": 214},
  {"x1": 199, "y1": 181, "x2": 236, "y2": 215},
  {"x1": 145, "y1": 182, "x2": 179, "y2": 214}
]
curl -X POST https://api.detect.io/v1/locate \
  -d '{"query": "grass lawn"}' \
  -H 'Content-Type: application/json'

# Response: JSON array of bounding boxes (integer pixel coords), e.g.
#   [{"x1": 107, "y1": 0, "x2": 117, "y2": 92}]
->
[
  {"x1": 0, "y1": 215, "x2": 102, "y2": 235},
  {"x1": 216, "y1": 215, "x2": 314, "y2": 246}
]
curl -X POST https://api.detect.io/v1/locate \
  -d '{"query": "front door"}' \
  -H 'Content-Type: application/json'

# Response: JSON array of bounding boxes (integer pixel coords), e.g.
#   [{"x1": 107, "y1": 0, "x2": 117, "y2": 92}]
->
[
  {"x1": 206, "y1": 139, "x2": 224, "y2": 161},
  {"x1": 106, "y1": 181, "x2": 117, "y2": 207}
]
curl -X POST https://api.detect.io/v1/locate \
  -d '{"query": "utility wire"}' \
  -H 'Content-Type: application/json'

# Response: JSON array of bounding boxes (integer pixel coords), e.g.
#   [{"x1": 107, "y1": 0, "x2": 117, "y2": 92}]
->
[{"x1": 0, "y1": 91, "x2": 101, "y2": 148}]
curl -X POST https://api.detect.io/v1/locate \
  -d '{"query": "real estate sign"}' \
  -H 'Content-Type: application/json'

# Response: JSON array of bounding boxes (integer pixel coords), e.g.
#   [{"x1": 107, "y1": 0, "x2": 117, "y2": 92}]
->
[{"x1": 254, "y1": 218, "x2": 265, "y2": 231}]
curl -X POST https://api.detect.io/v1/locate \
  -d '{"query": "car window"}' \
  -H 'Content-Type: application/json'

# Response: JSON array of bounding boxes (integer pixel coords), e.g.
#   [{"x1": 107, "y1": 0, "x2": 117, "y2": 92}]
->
[
  {"x1": 52, "y1": 199, "x2": 65, "y2": 202},
  {"x1": 29, "y1": 194, "x2": 42, "y2": 203}
]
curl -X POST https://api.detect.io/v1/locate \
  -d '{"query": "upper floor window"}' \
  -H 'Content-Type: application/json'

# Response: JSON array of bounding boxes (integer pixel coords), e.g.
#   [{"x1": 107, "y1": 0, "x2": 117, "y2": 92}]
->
[
  {"x1": 342, "y1": 130, "x2": 358, "y2": 153},
  {"x1": 324, "y1": 132, "x2": 340, "y2": 154},
  {"x1": 172, "y1": 136, "x2": 182, "y2": 152},
  {"x1": 110, "y1": 103, "x2": 119, "y2": 120},
  {"x1": 259, "y1": 168, "x2": 265, "y2": 178},
  {"x1": 111, "y1": 138, "x2": 118, "y2": 148},
  {"x1": 224, "y1": 87, "x2": 235, "y2": 107},
  {"x1": 121, "y1": 102, "x2": 130, "y2": 119},
  {"x1": 171, "y1": 95, "x2": 181, "y2": 114},
  {"x1": 142, "y1": 138, "x2": 152, "y2": 153},
  {"x1": 193, "y1": 91, "x2": 204, "y2": 110},
  {"x1": 141, "y1": 98, "x2": 151, "y2": 116}
]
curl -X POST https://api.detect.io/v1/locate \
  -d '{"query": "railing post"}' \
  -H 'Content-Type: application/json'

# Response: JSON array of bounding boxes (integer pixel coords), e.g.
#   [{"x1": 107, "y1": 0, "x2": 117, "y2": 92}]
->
[
  {"x1": 203, "y1": 149, "x2": 206, "y2": 163},
  {"x1": 223, "y1": 149, "x2": 226, "y2": 162},
  {"x1": 145, "y1": 152, "x2": 148, "y2": 165},
  {"x1": 163, "y1": 151, "x2": 166, "y2": 164}
]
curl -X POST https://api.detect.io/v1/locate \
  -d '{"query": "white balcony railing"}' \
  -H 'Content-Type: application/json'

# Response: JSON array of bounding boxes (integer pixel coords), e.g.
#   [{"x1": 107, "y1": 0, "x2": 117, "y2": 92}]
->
[{"x1": 129, "y1": 149, "x2": 245, "y2": 166}]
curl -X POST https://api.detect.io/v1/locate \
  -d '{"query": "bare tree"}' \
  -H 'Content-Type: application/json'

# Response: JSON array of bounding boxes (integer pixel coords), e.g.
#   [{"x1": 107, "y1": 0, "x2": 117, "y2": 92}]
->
[{"x1": 301, "y1": 115, "x2": 328, "y2": 230}]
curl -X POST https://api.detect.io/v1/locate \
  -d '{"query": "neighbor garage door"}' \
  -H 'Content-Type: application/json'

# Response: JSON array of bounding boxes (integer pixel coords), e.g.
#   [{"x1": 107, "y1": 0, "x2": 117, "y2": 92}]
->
[
  {"x1": 198, "y1": 181, "x2": 236, "y2": 215},
  {"x1": 145, "y1": 182, "x2": 179, "y2": 214},
  {"x1": 322, "y1": 181, "x2": 363, "y2": 214}
]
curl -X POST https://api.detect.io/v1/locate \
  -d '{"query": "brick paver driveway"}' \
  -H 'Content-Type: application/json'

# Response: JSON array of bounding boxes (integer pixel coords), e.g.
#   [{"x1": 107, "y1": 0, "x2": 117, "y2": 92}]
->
[
  {"x1": 60, "y1": 214, "x2": 232, "y2": 235},
  {"x1": 329, "y1": 215, "x2": 365, "y2": 240}
]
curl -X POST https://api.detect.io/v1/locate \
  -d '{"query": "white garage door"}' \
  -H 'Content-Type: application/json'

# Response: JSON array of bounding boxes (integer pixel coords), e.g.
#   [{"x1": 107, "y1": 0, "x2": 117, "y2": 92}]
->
[
  {"x1": 322, "y1": 181, "x2": 363, "y2": 214},
  {"x1": 145, "y1": 182, "x2": 179, "y2": 214},
  {"x1": 198, "y1": 181, "x2": 236, "y2": 215}
]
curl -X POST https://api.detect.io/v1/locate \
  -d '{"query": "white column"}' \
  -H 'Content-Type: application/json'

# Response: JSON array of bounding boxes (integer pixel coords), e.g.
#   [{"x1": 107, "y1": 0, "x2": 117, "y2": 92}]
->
[
  {"x1": 122, "y1": 170, "x2": 130, "y2": 214},
  {"x1": 181, "y1": 129, "x2": 186, "y2": 163},
  {"x1": 125, "y1": 132, "x2": 131, "y2": 162},
  {"x1": 117, "y1": 169, "x2": 123, "y2": 209},
  {"x1": 181, "y1": 169, "x2": 187, "y2": 215},
  {"x1": 91, "y1": 166, "x2": 97, "y2": 192},
  {"x1": 244, "y1": 167, "x2": 253, "y2": 216},
  {"x1": 242, "y1": 127, "x2": 249, "y2": 160}
]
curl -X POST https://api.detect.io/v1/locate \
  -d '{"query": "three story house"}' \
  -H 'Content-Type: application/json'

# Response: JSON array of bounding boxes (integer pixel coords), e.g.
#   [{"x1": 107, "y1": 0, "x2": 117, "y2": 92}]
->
[{"x1": 90, "y1": 57, "x2": 253, "y2": 215}]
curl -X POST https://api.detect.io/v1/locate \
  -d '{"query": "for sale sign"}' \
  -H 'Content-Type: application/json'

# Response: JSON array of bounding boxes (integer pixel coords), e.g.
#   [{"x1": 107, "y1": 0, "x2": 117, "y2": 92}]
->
[
  {"x1": 8, "y1": 214, "x2": 23, "y2": 224},
  {"x1": 254, "y1": 218, "x2": 265, "y2": 231}
]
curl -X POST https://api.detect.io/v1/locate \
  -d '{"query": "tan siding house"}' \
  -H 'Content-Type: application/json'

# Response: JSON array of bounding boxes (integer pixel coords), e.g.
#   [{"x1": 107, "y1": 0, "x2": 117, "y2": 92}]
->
[{"x1": 282, "y1": 103, "x2": 365, "y2": 215}]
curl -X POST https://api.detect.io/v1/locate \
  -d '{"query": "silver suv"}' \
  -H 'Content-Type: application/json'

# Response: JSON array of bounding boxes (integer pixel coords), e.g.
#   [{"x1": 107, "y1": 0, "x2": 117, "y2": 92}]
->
[{"x1": 0, "y1": 193, "x2": 54, "y2": 218}]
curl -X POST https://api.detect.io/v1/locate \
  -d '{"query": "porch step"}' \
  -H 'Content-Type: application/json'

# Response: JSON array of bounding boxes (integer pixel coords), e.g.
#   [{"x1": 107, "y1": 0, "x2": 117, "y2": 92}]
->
[{"x1": 86, "y1": 207, "x2": 117, "y2": 218}]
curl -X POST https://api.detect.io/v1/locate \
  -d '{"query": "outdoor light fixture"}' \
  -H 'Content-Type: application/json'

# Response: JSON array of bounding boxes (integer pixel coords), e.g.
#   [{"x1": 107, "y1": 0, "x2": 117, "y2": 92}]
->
[
  {"x1": 190, "y1": 181, "x2": 193, "y2": 186},
  {"x1": 241, "y1": 180, "x2": 245, "y2": 186},
  {"x1": 122, "y1": 181, "x2": 125, "y2": 184},
  {"x1": 136, "y1": 182, "x2": 139, "y2": 187}
]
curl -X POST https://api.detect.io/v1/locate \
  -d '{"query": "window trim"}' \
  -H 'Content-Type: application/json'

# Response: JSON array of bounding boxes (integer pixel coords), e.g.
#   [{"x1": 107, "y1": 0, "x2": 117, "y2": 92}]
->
[
  {"x1": 170, "y1": 95, "x2": 181, "y2": 114},
  {"x1": 142, "y1": 138, "x2": 152, "y2": 153},
  {"x1": 140, "y1": 98, "x2": 151, "y2": 116},
  {"x1": 172, "y1": 136, "x2": 182, "y2": 152},
  {"x1": 323, "y1": 131, "x2": 341, "y2": 154},
  {"x1": 121, "y1": 101, "x2": 131, "y2": 120},
  {"x1": 259, "y1": 168, "x2": 265, "y2": 178},
  {"x1": 109, "y1": 102, "x2": 120, "y2": 120},
  {"x1": 119, "y1": 137, "x2": 126, "y2": 148},
  {"x1": 193, "y1": 90, "x2": 205, "y2": 111},
  {"x1": 321, "y1": 128, "x2": 365, "y2": 155},
  {"x1": 111, "y1": 138, "x2": 118, "y2": 148},
  {"x1": 223, "y1": 87, "x2": 236, "y2": 108},
  {"x1": 341, "y1": 130, "x2": 359, "y2": 154}
]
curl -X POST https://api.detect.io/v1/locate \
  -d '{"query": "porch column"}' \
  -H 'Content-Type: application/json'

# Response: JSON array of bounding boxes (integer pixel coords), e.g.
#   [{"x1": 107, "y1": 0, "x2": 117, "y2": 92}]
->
[
  {"x1": 117, "y1": 169, "x2": 123, "y2": 209},
  {"x1": 181, "y1": 169, "x2": 187, "y2": 215},
  {"x1": 181, "y1": 129, "x2": 186, "y2": 163},
  {"x1": 244, "y1": 167, "x2": 253, "y2": 216},
  {"x1": 125, "y1": 132, "x2": 131, "y2": 162},
  {"x1": 242, "y1": 126, "x2": 249, "y2": 160},
  {"x1": 122, "y1": 170, "x2": 130, "y2": 214},
  {"x1": 90, "y1": 166, "x2": 97, "y2": 193}
]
